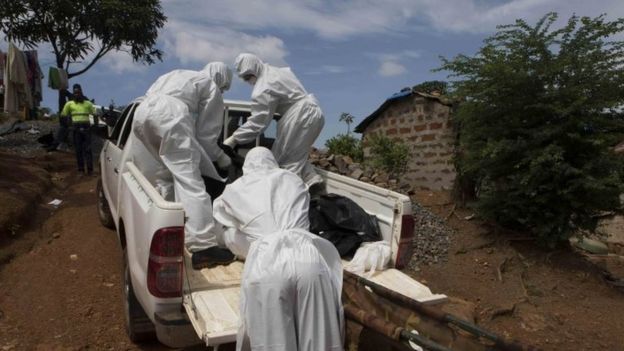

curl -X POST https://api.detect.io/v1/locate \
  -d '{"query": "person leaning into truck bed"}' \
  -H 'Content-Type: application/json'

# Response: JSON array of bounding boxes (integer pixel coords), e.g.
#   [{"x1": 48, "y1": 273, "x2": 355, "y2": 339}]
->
[
  {"x1": 60, "y1": 84, "x2": 96, "y2": 175},
  {"x1": 213, "y1": 147, "x2": 344, "y2": 351},
  {"x1": 222, "y1": 53, "x2": 325, "y2": 188},
  {"x1": 132, "y1": 62, "x2": 236, "y2": 269}
]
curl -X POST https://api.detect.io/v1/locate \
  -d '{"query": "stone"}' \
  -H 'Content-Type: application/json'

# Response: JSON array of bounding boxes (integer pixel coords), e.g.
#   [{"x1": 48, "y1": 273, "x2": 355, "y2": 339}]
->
[
  {"x1": 318, "y1": 159, "x2": 330, "y2": 168},
  {"x1": 597, "y1": 215, "x2": 624, "y2": 245},
  {"x1": 327, "y1": 154, "x2": 335, "y2": 162},
  {"x1": 334, "y1": 156, "x2": 349, "y2": 174},
  {"x1": 360, "y1": 177, "x2": 371, "y2": 182},
  {"x1": 329, "y1": 166, "x2": 339, "y2": 172},
  {"x1": 349, "y1": 168, "x2": 364, "y2": 180},
  {"x1": 570, "y1": 237, "x2": 609, "y2": 255},
  {"x1": 70, "y1": 254, "x2": 78, "y2": 261},
  {"x1": 376, "y1": 182, "x2": 388, "y2": 188},
  {"x1": 376, "y1": 173, "x2": 389, "y2": 184},
  {"x1": 343, "y1": 156, "x2": 354, "y2": 165},
  {"x1": 52, "y1": 232, "x2": 61, "y2": 239},
  {"x1": 363, "y1": 168, "x2": 374, "y2": 179}
]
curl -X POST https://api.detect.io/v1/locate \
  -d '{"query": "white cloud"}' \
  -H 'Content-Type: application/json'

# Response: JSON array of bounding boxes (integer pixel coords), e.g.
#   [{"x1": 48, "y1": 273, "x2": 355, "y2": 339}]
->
[
  {"x1": 163, "y1": 0, "x2": 624, "y2": 40},
  {"x1": 101, "y1": 48, "x2": 147, "y2": 73},
  {"x1": 370, "y1": 50, "x2": 421, "y2": 77},
  {"x1": 305, "y1": 65, "x2": 349, "y2": 75},
  {"x1": 162, "y1": 21, "x2": 288, "y2": 66},
  {"x1": 379, "y1": 61, "x2": 406, "y2": 76}
]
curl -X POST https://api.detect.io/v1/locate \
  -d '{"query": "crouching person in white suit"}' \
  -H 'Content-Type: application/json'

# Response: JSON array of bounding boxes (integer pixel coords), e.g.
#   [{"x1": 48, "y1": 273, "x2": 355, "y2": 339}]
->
[
  {"x1": 213, "y1": 147, "x2": 344, "y2": 351},
  {"x1": 133, "y1": 62, "x2": 236, "y2": 269}
]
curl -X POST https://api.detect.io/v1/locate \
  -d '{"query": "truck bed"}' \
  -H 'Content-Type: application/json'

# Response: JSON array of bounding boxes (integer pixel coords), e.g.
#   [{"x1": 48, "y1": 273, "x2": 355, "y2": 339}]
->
[{"x1": 183, "y1": 169, "x2": 446, "y2": 347}]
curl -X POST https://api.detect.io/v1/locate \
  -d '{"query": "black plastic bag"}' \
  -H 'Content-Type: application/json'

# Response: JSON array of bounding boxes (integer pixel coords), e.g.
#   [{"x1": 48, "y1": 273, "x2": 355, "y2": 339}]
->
[{"x1": 309, "y1": 193, "x2": 381, "y2": 257}]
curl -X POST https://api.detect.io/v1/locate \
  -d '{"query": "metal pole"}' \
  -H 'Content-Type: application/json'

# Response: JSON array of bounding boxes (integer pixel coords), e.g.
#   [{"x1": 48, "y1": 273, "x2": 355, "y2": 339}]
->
[
  {"x1": 343, "y1": 270, "x2": 540, "y2": 351},
  {"x1": 344, "y1": 304, "x2": 452, "y2": 351}
]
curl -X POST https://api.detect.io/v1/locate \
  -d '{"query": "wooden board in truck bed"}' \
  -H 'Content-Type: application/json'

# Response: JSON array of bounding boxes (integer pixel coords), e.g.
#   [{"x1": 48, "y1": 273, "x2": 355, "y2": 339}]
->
[{"x1": 183, "y1": 253, "x2": 446, "y2": 347}]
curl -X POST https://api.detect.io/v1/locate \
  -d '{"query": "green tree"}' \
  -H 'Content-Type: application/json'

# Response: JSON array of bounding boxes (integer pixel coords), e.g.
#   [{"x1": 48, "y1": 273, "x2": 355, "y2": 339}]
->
[
  {"x1": 325, "y1": 134, "x2": 363, "y2": 162},
  {"x1": 366, "y1": 134, "x2": 410, "y2": 178},
  {"x1": 438, "y1": 13, "x2": 624, "y2": 246},
  {"x1": 412, "y1": 80, "x2": 448, "y2": 95},
  {"x1": 339, "y1": 112, "x2": 355, "y2": 135},
  {"x1": 0, "y1": 0, "x2": 166, "y2": 111}
]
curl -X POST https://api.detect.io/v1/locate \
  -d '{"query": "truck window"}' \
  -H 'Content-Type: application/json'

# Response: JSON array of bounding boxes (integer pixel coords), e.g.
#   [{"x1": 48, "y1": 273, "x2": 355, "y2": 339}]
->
[
  {"x1": 109, "y1": 104, "x2": 135, "y2": 144},
  {"x1": 118, "y1": 103, "x2": 139, "y2": 149}
]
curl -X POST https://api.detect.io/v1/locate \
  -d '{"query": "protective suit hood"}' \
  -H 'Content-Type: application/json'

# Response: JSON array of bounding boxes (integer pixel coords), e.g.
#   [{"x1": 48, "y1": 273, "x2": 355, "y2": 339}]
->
[
  {"x1": 145, "y1": 69, "x2": 213, "y2": 115},
  {"x1": 202, "y1": 62, "x2": 233, "y2": 92},
  {"x1": 242, "y1": 147, "x2": 279, "y2": 175},
  {"x1": 235, "y1": 53, "x2": 264, "y2": 78}
]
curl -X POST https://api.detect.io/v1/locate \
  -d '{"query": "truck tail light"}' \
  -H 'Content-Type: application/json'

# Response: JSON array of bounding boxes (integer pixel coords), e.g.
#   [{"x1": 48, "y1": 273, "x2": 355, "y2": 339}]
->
[
  {"x1": 147, "y1": 227, "x2": 184, "y2": 298},
  {"x1": 394, "y1": 215, "x2": 415, "y2": 269}
]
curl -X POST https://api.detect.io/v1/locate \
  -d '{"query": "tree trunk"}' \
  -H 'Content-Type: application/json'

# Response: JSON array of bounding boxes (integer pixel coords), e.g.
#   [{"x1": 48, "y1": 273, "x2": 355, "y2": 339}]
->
[
  {"x1": 55, "y1": 56, "x2": 67, "y2": 113},
  {"x1": 57, "y1": 89, "x2": 66, "y2": 114}
]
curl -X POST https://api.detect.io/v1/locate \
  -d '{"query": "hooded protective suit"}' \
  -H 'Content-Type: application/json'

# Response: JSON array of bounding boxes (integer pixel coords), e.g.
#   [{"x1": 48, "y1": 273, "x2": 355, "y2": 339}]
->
[
  {"x1": 229, "y1": 53, "x2": 324, "y2": 186},
  {"x1": 133, "y1": 62, "x2": 232, "y2": 252},
  {"x1": 213, "y1": 147, "x2": 344, "y2": 351}
]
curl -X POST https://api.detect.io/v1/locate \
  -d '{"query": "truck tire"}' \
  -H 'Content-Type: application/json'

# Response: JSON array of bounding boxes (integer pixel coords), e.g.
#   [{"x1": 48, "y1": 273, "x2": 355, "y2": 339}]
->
[
  {"x1": 97, "y1": 178, "x2": 115, "y2": 229},
  {"x1": 123, "y1": 249, "x2": 157, "y2": 343}
]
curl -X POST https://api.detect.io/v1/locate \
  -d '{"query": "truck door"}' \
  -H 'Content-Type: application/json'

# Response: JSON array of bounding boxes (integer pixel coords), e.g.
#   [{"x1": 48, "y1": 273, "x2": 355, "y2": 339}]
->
[{"x1": 103, "y1": 103, "x2": 138, "y2": 217}]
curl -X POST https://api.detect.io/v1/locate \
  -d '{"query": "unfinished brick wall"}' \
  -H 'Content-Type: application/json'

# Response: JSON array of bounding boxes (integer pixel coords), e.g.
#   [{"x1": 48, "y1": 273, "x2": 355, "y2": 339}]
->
[{"x1": 361, "y1": 95, "x2": 456, "y2": 190}]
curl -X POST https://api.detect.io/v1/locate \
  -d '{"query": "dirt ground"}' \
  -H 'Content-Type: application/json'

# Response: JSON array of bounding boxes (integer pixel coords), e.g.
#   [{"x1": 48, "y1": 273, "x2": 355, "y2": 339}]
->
[
  {"x1": 411, "y1": 191, "x2": 624, "y2": 350},
  {"x1": 0, "y1": 149, "x2": 623, "y2": 350},
  {"x1": 0, "y1": 151, "x2": 170, "y2": 350}
]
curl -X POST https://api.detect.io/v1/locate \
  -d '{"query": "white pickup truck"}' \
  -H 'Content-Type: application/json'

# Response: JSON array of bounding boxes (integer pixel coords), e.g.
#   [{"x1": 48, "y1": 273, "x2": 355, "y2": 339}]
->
[{"x1": 97, "y1": 99, "x2": 444, "y2": 348}]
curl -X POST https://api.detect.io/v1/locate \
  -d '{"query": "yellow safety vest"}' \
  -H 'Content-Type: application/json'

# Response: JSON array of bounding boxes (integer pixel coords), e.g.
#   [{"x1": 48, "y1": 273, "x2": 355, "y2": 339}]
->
[{"x1": 61, "y1": 100, "x2": 95, "y2": 124}]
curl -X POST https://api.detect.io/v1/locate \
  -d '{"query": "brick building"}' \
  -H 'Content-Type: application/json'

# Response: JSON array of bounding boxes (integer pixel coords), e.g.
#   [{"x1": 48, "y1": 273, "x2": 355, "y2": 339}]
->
[{"x1": 354, "y1": 88, "x2": 456, "y2": 190}]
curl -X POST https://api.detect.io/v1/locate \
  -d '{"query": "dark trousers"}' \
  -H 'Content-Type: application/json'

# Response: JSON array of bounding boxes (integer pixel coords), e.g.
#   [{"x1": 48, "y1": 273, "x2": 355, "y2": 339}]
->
[
  {"x1": 73, "y1": 124, "x2": 93, "y2": 173},
  {"x1": 51, "y1": 116, "x2": 71, "y2": 148}
]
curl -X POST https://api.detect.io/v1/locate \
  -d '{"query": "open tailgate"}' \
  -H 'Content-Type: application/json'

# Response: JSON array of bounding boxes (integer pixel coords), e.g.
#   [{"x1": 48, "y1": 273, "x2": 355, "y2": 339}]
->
[
  {"x1": 182, "y1": 252, "x2": 244, "y2": 347},
  {"x1": 182, "y1": 254, "x2": 446, "y2": 348}
]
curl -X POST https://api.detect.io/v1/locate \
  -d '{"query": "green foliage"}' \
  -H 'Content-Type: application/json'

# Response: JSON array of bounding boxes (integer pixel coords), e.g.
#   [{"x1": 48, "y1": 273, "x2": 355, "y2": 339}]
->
[
  {"x1": 366, "y1": 134, "x2": 410, "y2": 178},
  {"x1": 325, "y1": 134, "x2": 363, "y2": 162},
  {"x1": 0, "y1": 0, "x2": 166, "y2": 109},
  {"x1": 412, "y1": 80, "x2": 448, "y2": 95},
  {"x1": 438, "y1": 13, "x2": 624, "y2": 246}
]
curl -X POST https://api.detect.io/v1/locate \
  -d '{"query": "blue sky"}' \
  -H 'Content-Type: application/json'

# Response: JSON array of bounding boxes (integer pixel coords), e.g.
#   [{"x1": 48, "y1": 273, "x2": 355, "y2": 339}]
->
[{"x1": 3, "y1": 0, "x2": 624, "y2": 146}]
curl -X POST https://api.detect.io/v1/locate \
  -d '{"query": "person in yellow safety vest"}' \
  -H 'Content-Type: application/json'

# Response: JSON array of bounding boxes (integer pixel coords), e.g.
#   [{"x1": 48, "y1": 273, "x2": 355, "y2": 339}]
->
[{"x1": 61, "y1": 84, "x2": 96, "y2": 175}]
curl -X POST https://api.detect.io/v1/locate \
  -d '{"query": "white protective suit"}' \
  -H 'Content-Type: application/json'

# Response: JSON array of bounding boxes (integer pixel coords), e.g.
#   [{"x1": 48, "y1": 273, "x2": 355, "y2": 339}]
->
[
  {"x1": 213, "y1": 147, "x2": 344, "y2": 351},
  {"x1": 230, "y1": 53, "x2": 324, "y2": 186},
  {"x1": 133, "y1": 63, "x2": 232, "y2": 252}
]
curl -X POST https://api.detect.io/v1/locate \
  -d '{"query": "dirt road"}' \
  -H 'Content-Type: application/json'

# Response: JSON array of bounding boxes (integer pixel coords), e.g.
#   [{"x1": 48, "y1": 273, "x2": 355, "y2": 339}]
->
[{"x1": 0, "y1": 163, "x2": 168, "y2": 350}]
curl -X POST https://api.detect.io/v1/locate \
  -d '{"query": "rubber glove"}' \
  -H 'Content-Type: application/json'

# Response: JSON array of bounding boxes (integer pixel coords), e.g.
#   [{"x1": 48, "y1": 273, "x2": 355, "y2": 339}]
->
[
  {"x1": 223, "y1": 136, "x2": 237, "y2": 148},
  {"x1": 216, "y1": 152, "x2": 232, "y2": 169}
]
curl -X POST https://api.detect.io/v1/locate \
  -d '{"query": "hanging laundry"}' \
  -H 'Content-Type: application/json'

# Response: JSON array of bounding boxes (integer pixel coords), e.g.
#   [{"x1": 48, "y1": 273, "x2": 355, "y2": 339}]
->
[
  {"x1": 48, "y1": 66, "x2": 68, "y2": 91},
  {"x1": 3, "y1": 43, "x2": 30, "y2": 113},
  {"x1": 25, "y1": 51, "x2": 43, "y2": 107}
]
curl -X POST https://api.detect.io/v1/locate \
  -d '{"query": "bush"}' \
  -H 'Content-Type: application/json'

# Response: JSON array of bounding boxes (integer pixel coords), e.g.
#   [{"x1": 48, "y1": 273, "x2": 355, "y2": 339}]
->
[
  {"x1": 439, "y1": 13, "x2": 624, "y2": 246},
  {"x1": 366, "y1": 134, "x2": 410, "y2": 178},
  {"x1": 325, "y1": 134, "x2": 363, "y2": 162}
]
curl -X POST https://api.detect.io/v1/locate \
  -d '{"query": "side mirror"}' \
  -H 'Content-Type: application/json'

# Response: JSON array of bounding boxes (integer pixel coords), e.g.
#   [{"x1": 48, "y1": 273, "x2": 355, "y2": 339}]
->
[{"x1": 92, "y1": 124, "x2": 109, "y2": 139}]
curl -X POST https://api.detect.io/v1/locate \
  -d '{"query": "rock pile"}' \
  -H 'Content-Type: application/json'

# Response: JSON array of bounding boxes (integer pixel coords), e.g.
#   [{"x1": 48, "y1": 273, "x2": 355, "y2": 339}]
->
[
  {"x1": 0, "y1": 119, "x2": 56, "y2": 155},
  {"x1": 409, "y1": 202, "x2": 451, "y2": 267},
  {"x1": 309, "y1": 148, "x2": 414, "y2": 195},
  {"x1": 310, "y1": 148, "x2": 452, "y2": 267}
]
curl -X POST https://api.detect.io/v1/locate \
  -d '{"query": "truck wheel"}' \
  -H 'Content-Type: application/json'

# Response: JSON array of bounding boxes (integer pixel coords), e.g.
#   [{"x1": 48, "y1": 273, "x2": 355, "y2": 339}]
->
[
  {"x1": 97, "y1": 178, "x2": 115, "y2": 229},
  {"x1": 123, "y1": 249, "x2": 156, "y2": 343}
]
